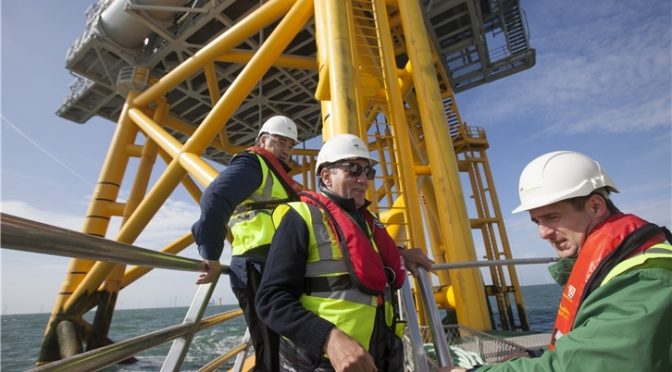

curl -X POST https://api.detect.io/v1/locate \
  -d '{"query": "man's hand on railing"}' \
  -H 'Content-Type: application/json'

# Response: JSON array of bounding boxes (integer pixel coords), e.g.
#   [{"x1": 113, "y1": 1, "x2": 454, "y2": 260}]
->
[
  {"x1": 196, "y1": 259, "x2": 221, "y2": 284},
  {"x1": 399, "y1": 248, "x2": 434, "y2": 276}
]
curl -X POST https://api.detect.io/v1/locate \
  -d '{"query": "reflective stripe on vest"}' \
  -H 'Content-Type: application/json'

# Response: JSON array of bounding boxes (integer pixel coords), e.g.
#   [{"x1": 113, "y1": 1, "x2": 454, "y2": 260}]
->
[
  {"x1": 600, "y1": 243, "x2": 672, "y2": 286},
  {"x1": 309, "y1": 290, "x2": 379, "y2": 306},
  {"x1": 229, "y1": 154, "x2": 290, "y2": 256},
  {"x1": 300, "y1": 202, "x2": 348, "y2": 276}
]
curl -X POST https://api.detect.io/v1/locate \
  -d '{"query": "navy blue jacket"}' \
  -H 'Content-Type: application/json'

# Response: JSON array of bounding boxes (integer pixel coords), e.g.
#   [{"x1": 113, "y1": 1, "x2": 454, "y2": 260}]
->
[{"x1": 192, "y1": 152, "x2": 262, "y2": 261}]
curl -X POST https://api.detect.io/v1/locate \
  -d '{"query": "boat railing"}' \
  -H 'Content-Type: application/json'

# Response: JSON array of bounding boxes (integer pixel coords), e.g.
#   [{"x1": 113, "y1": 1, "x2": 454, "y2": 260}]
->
[
  {"x1": 415, "y1": 266, "x2": 453, "y2": 369},
  {"x1": 433, "y1": 257, "x2": 558, "y2": 270},
  {"x1": 1, "y1": 213, "x2": 250, "y2": 371}
]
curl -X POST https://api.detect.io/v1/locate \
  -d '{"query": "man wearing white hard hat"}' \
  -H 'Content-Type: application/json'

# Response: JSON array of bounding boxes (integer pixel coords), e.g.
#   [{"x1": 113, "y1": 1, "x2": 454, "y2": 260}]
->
[
  {"x1": 192, "y1": 115, "x2": 301, "y2": 372},
  {"x1": 450, "y1": 151, "x2": 672, "y2": 372},
  {"x1": 256, "y1": 134, "x2": 432, "y2": 371}
]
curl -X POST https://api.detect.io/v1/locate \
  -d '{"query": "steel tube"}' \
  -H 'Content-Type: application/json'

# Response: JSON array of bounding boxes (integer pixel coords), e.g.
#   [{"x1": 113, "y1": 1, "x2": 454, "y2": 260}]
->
[
  {"x1": 0, "y1": 213, "x2": 228, "y2": 274},
  {"x1": 400, "y1": 278, "x2": 430, "y2": 372},
  {"x1": 28, "y1": 323, "x2": 193, "y2": 371},
  {"x1": 432, "y1": 257, "x2": 559, "y2": 270},
  {"x1": 416, "y1": 267, "x2": 452, "y2": 368},
  {"x1": 26, "y1": 308, "x2": 244, "y2": 372}
]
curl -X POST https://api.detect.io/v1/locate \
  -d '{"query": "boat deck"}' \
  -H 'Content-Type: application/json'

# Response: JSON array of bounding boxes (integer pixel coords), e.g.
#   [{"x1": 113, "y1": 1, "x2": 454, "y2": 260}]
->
[{"x1": 504, "y1": 333, "x2": 551, "y2": 350}]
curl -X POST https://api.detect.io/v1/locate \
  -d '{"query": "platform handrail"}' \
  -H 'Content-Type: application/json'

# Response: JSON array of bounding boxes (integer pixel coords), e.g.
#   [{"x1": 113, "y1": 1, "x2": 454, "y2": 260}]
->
[
  {"x1": 0, "y1": 213, "x2": 229, "y2": 274},
  {"x1": 400, "y1": 276, "x2": 431, "y2": 372},
  {"x1": 416, "y1": 266, "x2": 453, "y2": 368},
  {"x1": 432, "y1": 257, "x2": 558, "y2": 270},
  {"x1": 26, "y1": 308, "x2": 244, "y2": 372}
]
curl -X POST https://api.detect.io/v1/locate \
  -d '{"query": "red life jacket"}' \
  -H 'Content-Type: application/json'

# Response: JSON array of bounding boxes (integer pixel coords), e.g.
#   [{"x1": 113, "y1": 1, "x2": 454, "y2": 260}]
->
[
  {"x1": 247, "y1": 146, "x2": 303, "y2": 195},
  {"x1": 550, "y1": 214, "x2": 666, "y2": 349},
  {"x1": 300, "y1": 191, "x2": 405, "y2": 294}
]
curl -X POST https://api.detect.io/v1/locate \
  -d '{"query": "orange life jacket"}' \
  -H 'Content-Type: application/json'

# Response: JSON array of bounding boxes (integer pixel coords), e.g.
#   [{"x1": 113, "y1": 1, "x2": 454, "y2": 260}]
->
[
  {"x1": 300, "y1": 191, "x2": 405, "y2": 294},
  {"x1": 549, "y1": 214, "x2": 666, "y2": 348}
]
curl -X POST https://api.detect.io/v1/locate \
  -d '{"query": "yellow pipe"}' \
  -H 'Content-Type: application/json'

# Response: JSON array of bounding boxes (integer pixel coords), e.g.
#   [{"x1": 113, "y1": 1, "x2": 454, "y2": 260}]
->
[
  {"x1": 121, "y1": 231, "x2": 194, "y2": 288},
  {"x1": 124, "y1": 127, "x2": 162, "y2": 220},
  {"x1": 129, "y1": 108, "x2": 184, "y2": 158},
  {"x1": 54, "y1": 92, "x2": 140, "y2": 317},
  {"x1": 203, "y1": 62, "x2": 221, "y2": 106},
  {"x1": 64, "y1": 166, "x2": 189, "y2": 313},
  {"x1": 344, "y1": 0, "x2": 369, "y2": 140},
  {"x1": 65, "y1": 151, "x2": 179, "y2": 313},
  {"x1": 419, "y1": 177, "x2": 452, "y2": 283},
  {"x1": 371, "y1": 0, "x2": 425, "y2": 249},
  {"x1": 134, "y1": 0, "x2": 296, "y2": 107},
  {"x1": 480, "y1": 148, "x2": 528, "y2": 318},
  {"x1": 414, "y1": 165, "x2": 431, "y2": 175},
  {"x1": 318, "y1": 0, "x2": 359, "y2": 138},
  {"x1": 179, "y1": 152, "x2": 219, "y2": 187},
  {"x1": 163, "y1": 115, "x2": 245, "y2": 154},
  {"x1": 216, "y1": 50, "x2": 317, "y2": 71},
  {"x1": 434, "y1": 285, "x2": 456, "y2": 309},
  {"x1": 378, "y1": 200, "x2": 406, "y2": 241},
  {"x1": 106, "y1": 202, "x2": 126, "y2": 217},
  {"x1": 313, "y1": 0, "x2": 330, "y2": 101},
  {"x1": 125, "y1": 143, "x2": 143, "y2": 157},
  {"x1": 397, "y1": 0, "x2": 491, "y2": 329},
  {"x1": 156, "y1": 148, "x2": 204, "y2": 204},
  {"x1": 100, "y1": 102, "x2": 167, "y2": 296},
  {"x1": 128, "y1": 108, "x2": 219, "y2": 187}
]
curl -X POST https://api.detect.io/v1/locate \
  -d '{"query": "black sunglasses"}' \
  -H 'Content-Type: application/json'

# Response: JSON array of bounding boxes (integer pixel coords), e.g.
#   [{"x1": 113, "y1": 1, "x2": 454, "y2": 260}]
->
[{"x1": 329, "y1": 162, "x2": 376, "y2": 180}]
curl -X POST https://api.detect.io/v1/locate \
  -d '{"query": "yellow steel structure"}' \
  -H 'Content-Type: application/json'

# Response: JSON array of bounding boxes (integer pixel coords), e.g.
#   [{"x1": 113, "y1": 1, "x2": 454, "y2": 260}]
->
[{"x1": 40, "y1": 0, "x2": 534, "y2": 363}]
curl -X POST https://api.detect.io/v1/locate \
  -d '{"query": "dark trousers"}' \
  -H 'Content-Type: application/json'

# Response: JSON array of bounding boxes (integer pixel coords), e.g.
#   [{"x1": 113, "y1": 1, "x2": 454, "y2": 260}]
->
[{"x1": 232, "y1": 261, "x2": 279, "y2": 372}]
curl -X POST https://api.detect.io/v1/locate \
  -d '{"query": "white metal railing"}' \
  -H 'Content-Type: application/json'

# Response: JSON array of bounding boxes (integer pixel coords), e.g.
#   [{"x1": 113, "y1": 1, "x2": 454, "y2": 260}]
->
[
  {"x1": 415, "y1": 266, "x2": 453, "y2": 369},
  {"x1": 433, "y1": 257, "x2": 559, "y2": 270}
]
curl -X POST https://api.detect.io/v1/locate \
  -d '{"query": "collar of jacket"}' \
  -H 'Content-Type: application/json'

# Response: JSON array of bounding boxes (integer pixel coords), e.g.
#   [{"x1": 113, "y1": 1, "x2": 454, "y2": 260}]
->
[
  {"x1": 318, "y1": 185, "x2": 371, "y2": 213},
  {"x1": 239, "y1": 149, "x2": 292, "y2": 172}
]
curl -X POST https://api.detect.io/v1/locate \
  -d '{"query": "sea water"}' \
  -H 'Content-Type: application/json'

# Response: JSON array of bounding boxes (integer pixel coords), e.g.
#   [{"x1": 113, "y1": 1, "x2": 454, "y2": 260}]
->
[{"x1": 1, "y1": 284, "x2": 561, "y2": 371}]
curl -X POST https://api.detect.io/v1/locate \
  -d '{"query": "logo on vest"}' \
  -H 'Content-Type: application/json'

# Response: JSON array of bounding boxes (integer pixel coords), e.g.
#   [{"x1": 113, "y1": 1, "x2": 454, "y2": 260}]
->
[
  {"x1": 372, "y1": 218, "x2": 385, "y2": 229},
  {"x1": 566, "y1": 284, "x2": 576, "y2": 300}
]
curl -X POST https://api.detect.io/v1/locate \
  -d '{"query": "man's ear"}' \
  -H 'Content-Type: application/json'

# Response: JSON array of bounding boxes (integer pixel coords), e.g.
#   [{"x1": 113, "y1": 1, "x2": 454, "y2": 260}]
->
[
  {"x1": 320, "y1": 167, "x2": 331, "y2": 187},
  {"x1": 257, "y1": 134, "x2": 267, "y2": 147},
  {"x1": 587, "y1": 194, "x2": 607, "y2": 216}
]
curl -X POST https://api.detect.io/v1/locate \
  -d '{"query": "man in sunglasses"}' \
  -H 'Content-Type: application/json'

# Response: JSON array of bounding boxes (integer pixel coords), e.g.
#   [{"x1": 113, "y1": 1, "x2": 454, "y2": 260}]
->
[
  {"x1": 256, "y1": 133, "x2": 433, "y2": 371},
  {"x1": 192, "y1": 115, "x2": 302, "y2": 372}
]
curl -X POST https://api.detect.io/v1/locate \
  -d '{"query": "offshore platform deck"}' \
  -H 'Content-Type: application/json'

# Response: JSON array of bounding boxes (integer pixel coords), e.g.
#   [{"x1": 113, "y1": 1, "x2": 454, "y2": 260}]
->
[{"x1": 58, "y1": 0, "x2": 534, "y2": 163}]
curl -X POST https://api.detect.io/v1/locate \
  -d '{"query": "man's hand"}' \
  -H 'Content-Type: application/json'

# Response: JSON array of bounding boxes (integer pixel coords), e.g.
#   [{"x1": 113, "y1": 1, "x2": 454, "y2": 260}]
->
[
  {"x1": 324, "y1": 328, "x2": 377, "y2": 372},
  {"x1": 196, "y1": 259, "x2": 221, "y2": 284},
  {"x1": 399, "y1": 248, "x2": 434, "y2": 276}
]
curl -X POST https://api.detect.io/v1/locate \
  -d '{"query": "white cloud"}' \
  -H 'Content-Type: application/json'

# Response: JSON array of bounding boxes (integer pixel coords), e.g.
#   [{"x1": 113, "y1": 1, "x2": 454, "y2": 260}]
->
[
  {"x1": 2, "y1": 200, "x2": 86, "y2": 231},
  {"x1": 461, "y1": 0, "x2": 671, "y2": 138}
]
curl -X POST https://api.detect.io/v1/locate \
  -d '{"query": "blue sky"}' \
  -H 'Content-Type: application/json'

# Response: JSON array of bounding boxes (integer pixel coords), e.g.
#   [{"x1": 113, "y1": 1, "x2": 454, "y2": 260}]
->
[{"x1": 1, "y1": 0, "x2": 670, "y2": 314}]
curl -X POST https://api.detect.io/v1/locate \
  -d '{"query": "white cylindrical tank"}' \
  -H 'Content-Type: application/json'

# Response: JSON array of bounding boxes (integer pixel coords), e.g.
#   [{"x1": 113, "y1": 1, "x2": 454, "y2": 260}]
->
[{"x1": 99, "y1": 0, "x2": 186, "y2": 49}]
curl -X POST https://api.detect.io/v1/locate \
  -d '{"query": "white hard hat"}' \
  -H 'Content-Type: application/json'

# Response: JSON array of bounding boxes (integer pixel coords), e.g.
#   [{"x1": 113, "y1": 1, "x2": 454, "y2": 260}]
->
[
  {"x1": 257, "y1": 115, "x2": 299, "y2": 143},
  {"x1": 315, "y1": 134, "x2": 378, "y2": 174},
  {"x1": 512, "y1": 151, "x2": 618, "y2": 213}
]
